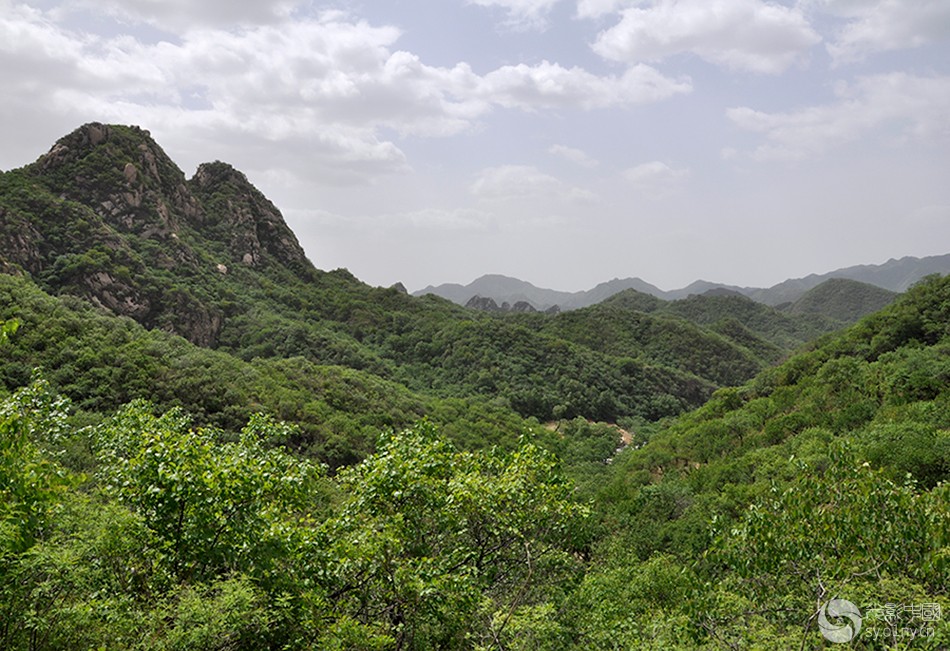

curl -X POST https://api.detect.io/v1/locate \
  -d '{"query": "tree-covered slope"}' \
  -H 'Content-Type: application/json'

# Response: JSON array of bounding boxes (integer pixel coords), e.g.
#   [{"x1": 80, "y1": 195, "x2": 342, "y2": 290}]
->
[
  {"x1": 0, "y1": 123, "x2": 843, "y2": 427},
  {"x1": 569, "y1": 274, "x2": 950, "y2": 648},
  {"x1": 1, "y1": 274, "x2": 947, "y2": 650},
  {"x1": 535, "y1": 301, "x2": 764, "y2": 388},
  {"x1": 0, "y1": 273, "x2": 536, "y2": 467},
  {"x1": 784, "y1": 276, "x2": 898, "y2": 322}
]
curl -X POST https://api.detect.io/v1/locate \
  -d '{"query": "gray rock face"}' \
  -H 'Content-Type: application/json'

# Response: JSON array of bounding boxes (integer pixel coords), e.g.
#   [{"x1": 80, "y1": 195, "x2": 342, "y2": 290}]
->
[
  {"x1": 190, "y1": 161, "x2": 310, "y2": 275},
  {"x1": 465, "y1": 295, "x2": 501, "y2": 311},
  {"x1": 39, "y1": 123, "x2": 201, "y2": 250},
  {"x1": 464, "y1": 295, "x2": 538, "y2": 313},
  {"x1": 5, "y1": 123, "x2": 328, "y2": 348}
]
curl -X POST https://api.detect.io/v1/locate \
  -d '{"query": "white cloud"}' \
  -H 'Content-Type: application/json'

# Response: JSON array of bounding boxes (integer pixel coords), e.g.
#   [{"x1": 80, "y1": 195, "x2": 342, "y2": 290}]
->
[
  {"x1": 480, "y1": 61, "x2": 691, "y2": 109},
  {"x1": 548, "y1": 144, "x2": 599, "y2": 167},
  {"x1": 592, "y1": 0, "x2": 821, "y2": 74},
  {"x1": 0, "y1": 4, "x2": 690, "y2": 184},
  {"x1": 623, "y1": 161, "x2": 689, "y2": 197},
  {"x1": 576, "y1": 0, "x2": 630, "y2": 20},
  {"x1": 808, "y1": 0, "x2": 950, "y2": 63},
  {"x1": 401, "y1": 208, "x2": 495, "y2": 231},
  {"x1": 468, "y1": 0, "x2": 562, "y2": 30},
  {"x1": 471, "y1": 164, "x2": 596, "y2": 203},
  {"x1": 727, "y1": 73, "x2": 950, "y2": 160}
]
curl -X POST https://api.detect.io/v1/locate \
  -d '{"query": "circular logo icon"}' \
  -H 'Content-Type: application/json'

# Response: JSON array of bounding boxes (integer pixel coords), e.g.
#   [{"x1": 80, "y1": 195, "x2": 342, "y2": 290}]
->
[{"x1": 818, "y1": 598, "x2": 862, "y2": 643}]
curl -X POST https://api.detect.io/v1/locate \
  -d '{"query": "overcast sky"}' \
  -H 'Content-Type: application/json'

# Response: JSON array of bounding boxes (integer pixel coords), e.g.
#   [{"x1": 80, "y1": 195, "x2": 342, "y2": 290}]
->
[{"x1": 2, "y1": 0, "x2": 949, "y2": 291}]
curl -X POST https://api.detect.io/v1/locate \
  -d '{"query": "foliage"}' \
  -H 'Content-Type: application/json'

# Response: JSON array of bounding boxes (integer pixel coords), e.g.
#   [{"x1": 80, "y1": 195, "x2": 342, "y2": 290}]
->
[
  {"x1": 786, "y1": 277, "x2": 898, "y2": 322},
  {"x1": 0, "y1": 318, "x2": 18, "y2": 345},
  {"x1": 320, "y1": 422, "x2": 589, "y2": 649},
  {"x1": 94, "y1": 402, "x2": 321, "y2": 584},
  {"x1": 0, "y1": 273, "x2": 535, "y2": 467},
  {"x1": 0, "y1": 381, "x2": 591, "y2": 649}
]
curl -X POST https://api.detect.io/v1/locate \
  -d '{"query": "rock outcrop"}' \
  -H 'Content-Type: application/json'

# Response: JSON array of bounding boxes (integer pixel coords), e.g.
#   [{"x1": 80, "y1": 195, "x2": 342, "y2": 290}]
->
[
  {"x1": 189, "y1": 161, "x2": 311, "y2": 277},
  {"x1": 38, "y1": 123, "x2": 201, "y2": 251},
  {"x1": 0, "y1": 123, "x2": 322, "y2": 347},
  {"x1": 465, "y1": 295, "x2": 539, "y2": 313}
]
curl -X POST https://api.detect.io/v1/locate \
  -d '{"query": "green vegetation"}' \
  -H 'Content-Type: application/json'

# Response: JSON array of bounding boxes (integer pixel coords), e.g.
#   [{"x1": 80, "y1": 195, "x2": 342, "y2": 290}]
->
[
  {"x1": 2, "y1": 275, "x2": 948, "y2": 649},
  {"x1": 785, "y1": 277, "x2": 898, "y2": 322},
  {"x1": 1, "y1": 124, "x2": 864, "y2": 432},
  {"x1": 0, "y1": 388, "x2": 587, "y2": 649},
  {"x1": 0, "y1": 123, "x2": 947, "y2": 648},
  {"x1": 571, "y1": 275, "x2": 950, "y2": 648}
]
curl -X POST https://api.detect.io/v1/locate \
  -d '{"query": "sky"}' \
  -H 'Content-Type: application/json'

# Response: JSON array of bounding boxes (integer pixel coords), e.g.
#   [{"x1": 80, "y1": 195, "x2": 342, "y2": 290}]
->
[{"x1": 1, "y1": 0, "x2": 949, "y2": 292}]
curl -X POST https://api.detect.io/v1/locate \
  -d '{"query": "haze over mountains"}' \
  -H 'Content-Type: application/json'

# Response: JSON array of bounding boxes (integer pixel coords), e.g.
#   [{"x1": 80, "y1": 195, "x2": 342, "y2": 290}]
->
[{"x1": 415, "y1": 254, "x2": 950, "y2": 311}]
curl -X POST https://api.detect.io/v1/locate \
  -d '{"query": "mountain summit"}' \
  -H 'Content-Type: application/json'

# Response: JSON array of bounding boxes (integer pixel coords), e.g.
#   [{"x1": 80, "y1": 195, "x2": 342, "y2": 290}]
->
[{"x1": 0, "y1": 123, "x2": 315, "y2": 344}]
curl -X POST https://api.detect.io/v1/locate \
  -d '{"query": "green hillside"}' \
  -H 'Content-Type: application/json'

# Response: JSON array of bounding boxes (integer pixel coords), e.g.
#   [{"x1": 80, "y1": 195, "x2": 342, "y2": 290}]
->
[
  {"x1": 1, "y1": 274, "x2": 947, "y2": 649},
  {"x1": 1, "y1": 123, "x2": 947, "y2": 649},
  {"x1": 573, "y1": 274, "x2": 950, "y2": 648},
  {"x1": 0, "y1": 123, "x2": 841, "y2": 432},
  {"x1": 785, "y1": 276, "x2": 898, "y2": 322},
  {"x1": 0, "y1": 273, "x2": 547, "y2": 467}
]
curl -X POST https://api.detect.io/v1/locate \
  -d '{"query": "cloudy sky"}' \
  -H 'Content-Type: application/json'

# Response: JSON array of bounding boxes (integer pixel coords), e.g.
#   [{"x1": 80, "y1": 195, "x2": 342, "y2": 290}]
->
[{"x1": 2, "y1": 0, "x2": 949, "y2": 291}]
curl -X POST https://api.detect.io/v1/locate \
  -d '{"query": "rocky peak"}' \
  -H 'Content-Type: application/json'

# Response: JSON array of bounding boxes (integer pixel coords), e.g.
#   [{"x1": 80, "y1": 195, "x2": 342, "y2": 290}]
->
[
  {"x1": 33, "y1": 123, "x2": 202, "y2": 250},
  {"x1": 189, "y1": 161, "x2": 311, "y2": 276},
  {"x1": 465, "y1": 295, "x2": 539, "y2": 313},
  {"x1": 466, "y1": 295, "x2": 501, "y2": 311},
  {"x1": 3, "y1": 124, "x2": 321, "y2": 347}
]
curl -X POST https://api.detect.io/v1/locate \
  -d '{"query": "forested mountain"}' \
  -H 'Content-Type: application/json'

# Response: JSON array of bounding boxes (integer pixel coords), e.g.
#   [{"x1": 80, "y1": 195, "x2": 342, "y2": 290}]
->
[
  {"x1": 1, "y1": 124, "x2": 947, "y2": 649},
  {"x1": 572, "y1": 275, "x2": 950, "y2": 647},
  {"x1": 783, "y1": 277, "x2": 898, "y2": 321},
  {"x1": 0, "y1": 123, "x2": 852, "y2": 436}
]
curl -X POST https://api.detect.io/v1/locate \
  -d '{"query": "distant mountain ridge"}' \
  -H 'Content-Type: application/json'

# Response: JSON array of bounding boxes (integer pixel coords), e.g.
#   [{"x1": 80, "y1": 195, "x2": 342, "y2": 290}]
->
[
  {"x1": 414, "y1": 254, "x2": 950, "y2": 310},
  {"x1": 415, "y1": 275, "x2": 666, "y2": 311}
]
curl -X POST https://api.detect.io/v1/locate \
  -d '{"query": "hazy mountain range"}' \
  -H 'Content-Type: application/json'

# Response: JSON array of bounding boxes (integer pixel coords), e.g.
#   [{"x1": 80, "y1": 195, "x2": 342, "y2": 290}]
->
[{"x1": 414, "y1": 254, "x2": 950, "y2": 311}]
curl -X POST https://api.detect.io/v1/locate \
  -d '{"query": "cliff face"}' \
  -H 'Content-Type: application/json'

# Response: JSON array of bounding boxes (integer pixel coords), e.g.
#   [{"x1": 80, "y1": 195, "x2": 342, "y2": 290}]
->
[
  {"x1": 189, "y1": 161, "x2": 309, "y2": 274},
  {"x1": 0, "y1": 123, "x2": 315, "y2": 346}
]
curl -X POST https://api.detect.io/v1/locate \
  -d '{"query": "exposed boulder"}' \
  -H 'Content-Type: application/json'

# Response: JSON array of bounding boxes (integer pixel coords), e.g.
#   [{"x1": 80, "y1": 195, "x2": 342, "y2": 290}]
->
[
  {"x1": 0, "y1": 207, "x2": 44, "y2": 275},
  {"x1": 510, "y1": 301, "x2": 536, "y2": 313}
]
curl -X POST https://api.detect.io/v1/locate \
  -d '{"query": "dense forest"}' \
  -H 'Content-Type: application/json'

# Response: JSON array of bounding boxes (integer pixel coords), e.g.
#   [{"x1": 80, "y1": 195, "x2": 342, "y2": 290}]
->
[{"x1": 1, "y1": 124, "x2": 947, "y2": 649}]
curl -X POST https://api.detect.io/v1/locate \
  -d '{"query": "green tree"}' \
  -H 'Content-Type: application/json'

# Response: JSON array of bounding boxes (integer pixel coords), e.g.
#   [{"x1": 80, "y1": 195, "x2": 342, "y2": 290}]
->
[
  {"x1": 709, "y1": 448, "x2": 950, "y2": 647},
  {"x1": 320, "y1": 422, "x2": 589, "y2": 650},
  {"x1": 0, "y1": 380, "x2": 70, "y2": 555},
  {"x1": 0, "y1": 318, "x2": 18, "y2": 346},
  {"x1": 94, "y1": 402, "x2": 322, "y2": 586}
]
